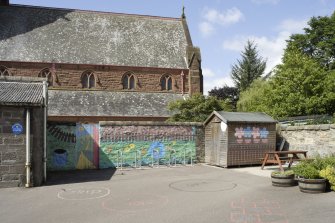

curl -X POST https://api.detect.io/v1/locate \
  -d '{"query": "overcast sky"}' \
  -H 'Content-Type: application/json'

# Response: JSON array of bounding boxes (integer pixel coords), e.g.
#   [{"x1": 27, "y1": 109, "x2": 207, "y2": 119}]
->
[{"x1": 11, "y1": 0, "x2": 335, "y2": 94}]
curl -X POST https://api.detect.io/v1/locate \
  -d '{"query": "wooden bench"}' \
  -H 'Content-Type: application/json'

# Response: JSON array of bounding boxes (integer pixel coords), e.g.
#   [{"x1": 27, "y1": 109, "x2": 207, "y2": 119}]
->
[{"x1": 261, "y1": 150, "x2": 308, "y2": 172}]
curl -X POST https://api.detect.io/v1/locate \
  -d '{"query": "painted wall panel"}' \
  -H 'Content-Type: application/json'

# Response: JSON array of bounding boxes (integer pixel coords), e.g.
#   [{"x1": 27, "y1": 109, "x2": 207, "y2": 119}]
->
[
  {"x1": 47, "y1": 123, "x2": 99, "y2": 171},
  {"x1": 99, "y1": 125, "x2": 196, "y2": 168}
]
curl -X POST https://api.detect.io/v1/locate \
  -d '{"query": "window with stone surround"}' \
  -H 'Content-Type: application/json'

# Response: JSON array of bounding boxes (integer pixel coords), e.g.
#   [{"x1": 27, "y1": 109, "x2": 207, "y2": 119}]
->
[
  {"x1": 81, "y1": 70, "x2": 95, "y2": 89},
  {"x1": 122, "y1": 73, "x2": 136, "y2": 90},
  {"x1": 161, "y1": 74, "x2": 172, "y2": 91},
  {"x1": 0, "y1": 66, "x2": 11, "y2": 76},
  {"x1": 38, "y1": 68, "x2": 53, "y2": 86}
]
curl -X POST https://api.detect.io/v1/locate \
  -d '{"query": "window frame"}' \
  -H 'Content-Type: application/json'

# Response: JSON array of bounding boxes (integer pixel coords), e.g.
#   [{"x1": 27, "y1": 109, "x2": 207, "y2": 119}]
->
[
  {"x1": 122, "y1": 72, "x2": 136, "y2": 90},
  {"x1": 161, "y1": 74, "x2": 173, "y2": 91},
  {"x1": 0, "y1": 66, "x2": 11, "y2": 77},
  {"x1": 81, "y1": 70, "x2": 96, "y2": 89},
  {"x1": 38, "y1": 68, "x2": 53, "y2": 86}
]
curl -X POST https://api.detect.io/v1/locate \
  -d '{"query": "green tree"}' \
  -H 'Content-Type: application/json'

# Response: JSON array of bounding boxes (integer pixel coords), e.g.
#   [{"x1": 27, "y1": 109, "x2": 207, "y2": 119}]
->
[
  {"x1": 269, "y1": 47, "x2": 332, "y2": 117},
  {"x1": 168, "y1": 94, "x2": 232, "y2": 122},
  {"x1": 208, "y1": 85, "x2": 239, "y2": 110},
  {"x1": 231, "y1": 40, "x2": 267, "y2": 92},
  {"x1": 237, "y1": 79, "x2": 271, "y2": 114},
  {"x1": 237, "y1": 47, "x2": 335, "y2": 119},
  {"x1": 287, "y1": 11, "x2": 335, "y2": 70}
]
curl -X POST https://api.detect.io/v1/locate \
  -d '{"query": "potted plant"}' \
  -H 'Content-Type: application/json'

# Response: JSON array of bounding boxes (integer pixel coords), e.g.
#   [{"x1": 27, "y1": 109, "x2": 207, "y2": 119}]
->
[
  {"x1": 293, "y1": 160, "x2": 326, "y2": 193},
  {"x1": 271, "y1": 170, "x2": 297, "y2": 187}
]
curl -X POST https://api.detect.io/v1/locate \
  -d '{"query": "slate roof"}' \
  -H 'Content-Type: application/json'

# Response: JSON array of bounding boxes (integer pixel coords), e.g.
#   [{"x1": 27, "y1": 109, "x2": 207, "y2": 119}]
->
[
  {"x1": 0, "y1": 81, "x2": 44, "y2": 106},
  {"x1": 0, "y1": 5, "x2": 189, "y2": 69},
  {"x1": 205, "y1": 111, "x2": 277, "y2": 125},
  {"x1": 48, "y1": 90, "x2": 185, "y2": 117}
]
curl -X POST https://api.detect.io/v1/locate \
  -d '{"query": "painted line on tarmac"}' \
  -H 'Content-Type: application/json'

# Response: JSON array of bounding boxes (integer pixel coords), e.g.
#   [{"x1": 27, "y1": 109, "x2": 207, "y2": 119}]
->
[
  {"x1": 169, "y1": 179, "x2": 237, "y2": 192},
  {"x1": 101, "y1": 193, "x2": 169, "y2": 213},
  {"x1": 57, "y1": 187, "x2": 111, "y2": 201}
]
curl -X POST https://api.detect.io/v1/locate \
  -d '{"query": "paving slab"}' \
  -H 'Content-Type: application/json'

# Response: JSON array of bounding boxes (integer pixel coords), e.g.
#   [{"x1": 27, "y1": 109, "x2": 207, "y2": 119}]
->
[{"x1": 0, "y1": 165, "x2": 334, "y2": 223}]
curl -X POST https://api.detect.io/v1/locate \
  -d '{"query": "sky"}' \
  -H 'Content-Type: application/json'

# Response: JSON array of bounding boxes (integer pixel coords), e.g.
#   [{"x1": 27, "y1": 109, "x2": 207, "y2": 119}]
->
[{"x1": 11, "y1": 0, "x2": 335, "y2": 94}]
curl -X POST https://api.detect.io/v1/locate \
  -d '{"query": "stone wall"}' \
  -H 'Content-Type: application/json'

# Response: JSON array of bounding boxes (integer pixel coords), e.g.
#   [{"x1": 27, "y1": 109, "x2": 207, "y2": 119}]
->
[
  {"x1": 0, "y1": 107, "x2": 26, "y2": 187},
  {"x1": 279, "y1": 124, "x2": 335, "y2": 157},
  {"x1": 0, "y1": 106, "x2": 45, "y2": 188},
  {"x1": 0, "y1": 61, "x2": 191, "y2": 93}
]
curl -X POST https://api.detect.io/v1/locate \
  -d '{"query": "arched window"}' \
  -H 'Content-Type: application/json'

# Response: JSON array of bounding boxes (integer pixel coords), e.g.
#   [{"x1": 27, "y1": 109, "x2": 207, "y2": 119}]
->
[
  {"x1": 38, "y1": 68, "x2": 53, "y2": 86},
  {"x1": 161, "y1": 74, "x2": 173, "y2": 91},
  {"x1": 81, "y1": 71, "x2": 95, "y2": 89},
  {"x1": 0, "y1": 66, "x2": 11, "y2": 76},
  {"x1": 122, "y1": 73, "x2": 136, "y2": 90}
]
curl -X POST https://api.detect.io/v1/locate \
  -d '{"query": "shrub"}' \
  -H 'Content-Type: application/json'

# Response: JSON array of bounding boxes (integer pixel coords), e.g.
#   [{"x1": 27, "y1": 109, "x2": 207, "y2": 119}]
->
[
  {"x1": 293, "y1": 161, "x2": 320, "y2": 179},
  {"x1": 271, "y1": 170, "x2": 294, "y2": 176},
  {"x1": 320, "y1": 166, "x2": 335, "y2": 191}
]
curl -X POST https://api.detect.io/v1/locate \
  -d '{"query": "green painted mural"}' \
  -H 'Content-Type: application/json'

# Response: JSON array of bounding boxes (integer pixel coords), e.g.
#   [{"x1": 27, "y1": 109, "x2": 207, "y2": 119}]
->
[
  {"x1": 47, "y1": 123, "x2": 99, "y2": 171},
  {"x1": 47, "y1": 123, "x2": 199, "y2": 170},
  {"x1": 99, "y1": 125, "x2": 197, "y2": 168}
]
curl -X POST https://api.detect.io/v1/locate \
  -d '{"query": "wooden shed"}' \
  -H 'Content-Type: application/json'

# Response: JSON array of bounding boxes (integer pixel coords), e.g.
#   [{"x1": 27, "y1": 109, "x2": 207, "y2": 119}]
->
[{"x1": 204, "y1": 111, "x2": 277, "y2": 167}]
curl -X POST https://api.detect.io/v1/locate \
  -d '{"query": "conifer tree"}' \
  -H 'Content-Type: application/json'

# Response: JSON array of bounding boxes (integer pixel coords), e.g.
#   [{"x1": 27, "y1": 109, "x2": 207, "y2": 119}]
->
[{"x1": 231, "y1": 40, "x2": 266, "y2": 92}]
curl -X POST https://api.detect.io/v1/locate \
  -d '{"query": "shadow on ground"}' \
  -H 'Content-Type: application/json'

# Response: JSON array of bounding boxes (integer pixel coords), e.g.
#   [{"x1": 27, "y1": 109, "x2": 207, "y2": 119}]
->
[{"x1": 45, "y1": 168, "x2": 116, "y2": 186}]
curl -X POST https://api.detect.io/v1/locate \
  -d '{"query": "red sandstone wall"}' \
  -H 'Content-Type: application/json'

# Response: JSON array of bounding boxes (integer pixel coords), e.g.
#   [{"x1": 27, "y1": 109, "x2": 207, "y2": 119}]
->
[{"x1": 0, "y1": 61, "x2": 191, "y2": 93}]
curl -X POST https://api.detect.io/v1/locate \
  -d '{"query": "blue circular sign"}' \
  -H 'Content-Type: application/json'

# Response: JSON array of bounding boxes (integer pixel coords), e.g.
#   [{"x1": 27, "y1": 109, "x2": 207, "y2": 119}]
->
[{"x1": 12, "y1": 123, "x2": 23, "y2": 135}]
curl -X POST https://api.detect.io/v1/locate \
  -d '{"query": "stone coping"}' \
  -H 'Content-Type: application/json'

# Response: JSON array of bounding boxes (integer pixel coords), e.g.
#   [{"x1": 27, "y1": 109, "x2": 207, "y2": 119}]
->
[
  {"x1": 279, "y1": 124, "x2": 335, "y2": 131},
  {"x1": 99, "y1": 121, "x2": 203, "y2": 127}
]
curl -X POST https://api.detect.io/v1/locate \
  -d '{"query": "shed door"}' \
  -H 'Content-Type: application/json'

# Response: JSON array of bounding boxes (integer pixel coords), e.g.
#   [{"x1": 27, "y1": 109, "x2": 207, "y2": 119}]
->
[{"x1": 211, "y1": 121, "x2": 221, "y2": 165}]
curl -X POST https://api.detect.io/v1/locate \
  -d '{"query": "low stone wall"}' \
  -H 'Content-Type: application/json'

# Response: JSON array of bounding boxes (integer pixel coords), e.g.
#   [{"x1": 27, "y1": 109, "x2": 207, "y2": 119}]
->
[{"x1": 279, "y1": 124, "x2": 335, "y2": 157}]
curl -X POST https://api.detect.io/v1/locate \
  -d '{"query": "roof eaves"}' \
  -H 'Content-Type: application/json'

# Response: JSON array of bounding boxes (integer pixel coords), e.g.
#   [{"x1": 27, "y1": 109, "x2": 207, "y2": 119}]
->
[{"x1": 203, "y1": 111, "x2": 224, "y2": 125}]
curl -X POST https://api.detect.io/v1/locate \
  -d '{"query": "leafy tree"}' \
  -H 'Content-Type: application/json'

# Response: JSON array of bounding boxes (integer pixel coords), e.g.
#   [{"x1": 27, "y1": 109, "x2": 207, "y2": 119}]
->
[
  {"x1": 269, "y1": 47, "x2": 332, "y2": 117},
  {"x1": 287, "y1": 12, "x2": 335, "y2": 70},
  {"x1": 237, "y1": 47, "x2": 335, "y2": 118},
  {"x1": 168, "y1": 93, "x2": 232, "y2": 122},
  {"x1": 237, "y1": 79, "x2": 271, "y2": 114},
  {"x1": 231, "y1": 40, "x2": 267, "y2": 91},
  {"x1": 208, "y1": 85, "x2": 239, "y2": 110}
]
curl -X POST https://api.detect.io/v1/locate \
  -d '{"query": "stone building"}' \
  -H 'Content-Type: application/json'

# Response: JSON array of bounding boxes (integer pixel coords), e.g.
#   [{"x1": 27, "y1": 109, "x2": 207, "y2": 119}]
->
[
  {"x1": 0, "y1": 1, "x2": 204, "y2": 172},
  {"x1": 0, "y1": 76, "x2": 47, "y2": 187},
  {"x1": 0, "y1": 0, "x2": 203, "y2": 123}
]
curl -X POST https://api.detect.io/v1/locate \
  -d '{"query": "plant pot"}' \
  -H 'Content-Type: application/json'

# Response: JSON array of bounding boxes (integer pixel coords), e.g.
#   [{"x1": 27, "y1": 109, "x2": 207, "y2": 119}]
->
[
  {"x1": 298, "y1": 178, "x2": 326, "y2": 193},
  {"x1": 271, "y1": 174, "x2": 297, "y2": 187}
]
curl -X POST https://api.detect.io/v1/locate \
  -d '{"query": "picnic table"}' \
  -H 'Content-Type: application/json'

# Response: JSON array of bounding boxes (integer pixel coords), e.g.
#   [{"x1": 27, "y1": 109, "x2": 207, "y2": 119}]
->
[{"x1": 261, "y1": 150, "x2": 308, "y2": 172}]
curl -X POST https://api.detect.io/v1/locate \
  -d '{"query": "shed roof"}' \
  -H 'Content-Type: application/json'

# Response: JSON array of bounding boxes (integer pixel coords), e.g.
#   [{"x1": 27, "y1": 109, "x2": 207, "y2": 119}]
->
[
  {"x1": 48, "y1": 90, "x2": 185, "y2": 118},
  {"x1": 0, "y1": 78, "x2": 45, "y2": 106},
  {"x1": 0, "y1": 5, "x2": 189, "y2": 69},
  {"x1": 204, "y1": 111, "x2": 277, "y2": 125}
]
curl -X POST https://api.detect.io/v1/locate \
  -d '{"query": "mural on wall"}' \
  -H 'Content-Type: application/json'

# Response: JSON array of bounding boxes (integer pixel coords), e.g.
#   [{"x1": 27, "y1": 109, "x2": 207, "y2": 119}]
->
[
  {"x1": 234, "y1": 127, "x2": 269, "y2": 144},
  {"x1": 75, "y1": 124, "x2": 99, "y2": 169},
  {"x1": 99, "y1": 126, "x2": 196, "y2": 168},
  {"x1": 47, "y1": 123, "x2": 99, "y2": 171}
]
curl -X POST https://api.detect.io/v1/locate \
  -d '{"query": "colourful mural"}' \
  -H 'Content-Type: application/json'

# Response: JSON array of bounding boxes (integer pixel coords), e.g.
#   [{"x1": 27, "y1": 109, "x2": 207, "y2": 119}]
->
[
  {"x1": 75, "y1": 124, "x2": 99, "y2": 169},
  {"x1": 47, "y1": 123, "x2": 99, "y2": 170},
  {"x1": 234, "y1": 127, "x2": 269, "y2": 144},
  {"x1": 99, "y1": 125, "x2": 196, "y2": 168}
]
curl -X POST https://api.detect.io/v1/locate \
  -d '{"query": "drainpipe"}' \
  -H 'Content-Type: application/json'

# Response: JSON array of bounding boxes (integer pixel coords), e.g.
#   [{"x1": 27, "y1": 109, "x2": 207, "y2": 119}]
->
[
  {"x1": 43, "y1": 81, "x2": 48, "y2": 182},
  {"x1": 25, "y1": 108, "x2": 31, "y2": 188}
]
